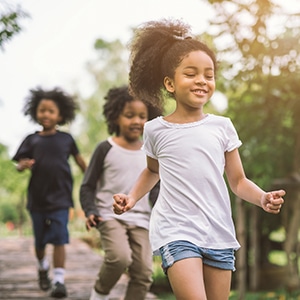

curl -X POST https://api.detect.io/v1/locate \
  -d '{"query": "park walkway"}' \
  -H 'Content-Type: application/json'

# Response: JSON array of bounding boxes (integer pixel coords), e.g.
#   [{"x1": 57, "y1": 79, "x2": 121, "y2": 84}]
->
[{"x1": 0, "y1": 236, "x2": 158, "y2": 300}]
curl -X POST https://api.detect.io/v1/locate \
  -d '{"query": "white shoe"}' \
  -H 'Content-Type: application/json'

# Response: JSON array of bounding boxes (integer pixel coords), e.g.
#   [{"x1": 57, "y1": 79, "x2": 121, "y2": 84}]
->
[{"x1": 89, "y1": 288, "x2": 109, "y2": 300}]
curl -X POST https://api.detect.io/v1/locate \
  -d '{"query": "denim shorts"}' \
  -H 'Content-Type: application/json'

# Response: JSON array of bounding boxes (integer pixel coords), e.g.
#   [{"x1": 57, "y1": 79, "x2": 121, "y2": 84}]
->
[
  {"x1": 30, "y1": 209, "x2": 69, "y2": 249},
  {"x1": 159, "y1": 240, "x2": 236, "y2": 274}
]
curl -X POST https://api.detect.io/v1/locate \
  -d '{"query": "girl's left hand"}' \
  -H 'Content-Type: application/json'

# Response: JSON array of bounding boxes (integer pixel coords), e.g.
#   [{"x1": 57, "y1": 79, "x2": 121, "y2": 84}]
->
[{"x1": 261, "y1": 190, "x2": 285, "y2": 214}]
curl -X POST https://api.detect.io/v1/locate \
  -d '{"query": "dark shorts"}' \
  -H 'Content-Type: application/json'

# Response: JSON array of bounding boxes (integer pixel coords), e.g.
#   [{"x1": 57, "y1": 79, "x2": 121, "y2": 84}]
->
[
  {"x1": 159, "y1": 240, "x2": 236, "y2": 274},
  {"x1": 30, "y1": 209, "x2": 69, "y2": 249}
]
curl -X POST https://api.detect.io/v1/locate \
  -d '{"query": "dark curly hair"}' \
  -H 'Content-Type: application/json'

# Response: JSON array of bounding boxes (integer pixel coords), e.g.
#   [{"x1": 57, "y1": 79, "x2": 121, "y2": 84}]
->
[
  {"x1": 103, "y1": 85, "x2": 163, "y2": 136},
  {"x1": 23, "y1": 87, "x2": 78, "y2": 125},
  {"x1": 129, "y1": 18, "x2": 217, "y2": 108}
]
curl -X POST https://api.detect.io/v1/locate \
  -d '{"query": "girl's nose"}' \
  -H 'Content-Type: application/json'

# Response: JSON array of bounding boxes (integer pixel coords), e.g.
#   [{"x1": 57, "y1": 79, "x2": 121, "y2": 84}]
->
[{"x1": 195, "y1": 75, "x2": 206, "y2": 85}]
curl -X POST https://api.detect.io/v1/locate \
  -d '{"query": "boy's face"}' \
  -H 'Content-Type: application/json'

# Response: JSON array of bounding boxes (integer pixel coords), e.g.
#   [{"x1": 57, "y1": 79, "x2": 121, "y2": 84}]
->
[
  {"x1": 117, "y1": 100, "x2": 148, "y2": 142},
  {"x1": 36, "y1": 99, "x2": 62, "y2": 131}
]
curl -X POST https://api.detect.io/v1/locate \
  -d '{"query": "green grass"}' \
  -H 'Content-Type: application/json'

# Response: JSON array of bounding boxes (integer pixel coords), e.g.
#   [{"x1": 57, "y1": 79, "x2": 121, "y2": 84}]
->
[{"x1": 229, "y1": 290, "x2": 300, "y2": 299}]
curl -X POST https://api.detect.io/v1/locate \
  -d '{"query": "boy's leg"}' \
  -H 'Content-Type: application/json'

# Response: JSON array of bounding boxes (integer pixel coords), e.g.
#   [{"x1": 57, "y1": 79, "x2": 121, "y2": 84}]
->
[
  {"x1": 48, "y1": 209, "x2": 69, "y2": 298},
  {"x1": 51, "y1": 245, "x2": 67, "y2": 298},
  {"x1": 35, "y1": 247, "x2": 51, "y2": 291},
  {"x1": 94, "y1": 220, "x2": 132, "y2": 295},
  {"x1": 30, "y1": 211, "x2": 51, "y2": 291},
  {"x1": 31, "y1": 211, "x2": 48, "y2": 264},
  {"x1": 125, "y1": 227, "x2": 153, "y2": 300},
  {"x1": 53, "y1": 245, "x2": 65, "y2": 269},
  {"x1": 36, "y1": 247, "x2": 50, "y2": 270},
  {"x1": 35, "y1": 248, "x2": 46, "y2": 260},
  {"x1": 53, "y1": 245, "x2": 66, "y2": 284},
  {"x1": 50, "y1": 245, "x2": 67, "y2": 298}
]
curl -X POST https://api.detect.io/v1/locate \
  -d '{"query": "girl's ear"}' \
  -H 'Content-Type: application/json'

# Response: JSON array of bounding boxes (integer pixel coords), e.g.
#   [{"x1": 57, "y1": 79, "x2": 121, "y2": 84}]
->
[{"x1": 164, "y1": 77, "x2": 175, "y2": 93}]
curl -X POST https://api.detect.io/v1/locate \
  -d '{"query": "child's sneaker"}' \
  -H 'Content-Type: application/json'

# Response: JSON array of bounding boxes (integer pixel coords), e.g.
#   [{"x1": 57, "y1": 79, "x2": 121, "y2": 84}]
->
[
  {"x1": 38, "y1": 269, "x2": 51, "y2": 291},
  {"x1": 50, "y1": 282, "x2": 67, "y2": 298}
]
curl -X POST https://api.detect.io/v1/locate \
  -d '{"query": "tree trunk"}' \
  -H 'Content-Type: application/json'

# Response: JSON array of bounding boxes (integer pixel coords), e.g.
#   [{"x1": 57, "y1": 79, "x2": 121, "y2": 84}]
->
[
  {"x1": 283, "y1": 191, "x2": 300, "y2": 291},
  {"x1": 249, "y1": 205, "x2": 259, "y2": 291},
  {"x1": 235, "y1": 197, "x2": 247, "y2": 299}
]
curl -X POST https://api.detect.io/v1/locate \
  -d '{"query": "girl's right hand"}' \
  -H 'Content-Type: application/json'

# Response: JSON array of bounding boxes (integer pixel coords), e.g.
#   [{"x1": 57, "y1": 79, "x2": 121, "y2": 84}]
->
[{"x1": 261, "y1": 190, "x2": 285, "y2": 214}]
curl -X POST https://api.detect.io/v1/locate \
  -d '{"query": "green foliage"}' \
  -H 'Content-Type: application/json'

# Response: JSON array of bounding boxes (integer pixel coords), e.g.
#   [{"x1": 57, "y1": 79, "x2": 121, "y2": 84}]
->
[
  {"x1": 77, "y1": 38, "x2": 130, "y2": 159},
  {"x1": 229, "y1": 289, "x2": 300, "y2": 299},
  {"x1": 0, "y1": 203, "x2": 18, "y2": 223},
  {"x1": 1, "y1": 8, "x2": 299, "y2": 296},
  {"x1": 206, "y1": 0, "x2": 300, "y2": 291},
  {"x1": 0, "y1": 2, "x2": 29, "y2": 50},
  {"x1": 0, "y1": 144, "x2": 29, "y2": 224},
  {"x1": 0, "y1": 145, "x2": 28, "y2": 192},
  {"x1": 208, "y1": 0, "x2": 300, "y2": 186}
]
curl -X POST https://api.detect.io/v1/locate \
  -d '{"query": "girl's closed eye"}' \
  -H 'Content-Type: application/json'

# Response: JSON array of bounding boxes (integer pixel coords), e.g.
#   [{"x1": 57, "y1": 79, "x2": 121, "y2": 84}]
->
[
  {"x1": 205, "y1": 74, "x2": 214, "y2": 80},
  {"x1": 185, "y1": 73, "x2": 196, "y2": 77}
]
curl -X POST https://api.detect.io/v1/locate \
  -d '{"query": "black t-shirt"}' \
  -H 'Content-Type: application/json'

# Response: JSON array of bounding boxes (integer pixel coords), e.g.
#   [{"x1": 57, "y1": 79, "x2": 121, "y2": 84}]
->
[{"x1": 12, "y1": 131, "x2": 79, "y2": 212}]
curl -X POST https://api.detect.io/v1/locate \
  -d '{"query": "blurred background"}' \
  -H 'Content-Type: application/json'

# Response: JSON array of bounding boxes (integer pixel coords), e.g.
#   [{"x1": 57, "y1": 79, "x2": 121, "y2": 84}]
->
[{"x1": 1, "y1": 0, "x2": 300, "y2": 298}]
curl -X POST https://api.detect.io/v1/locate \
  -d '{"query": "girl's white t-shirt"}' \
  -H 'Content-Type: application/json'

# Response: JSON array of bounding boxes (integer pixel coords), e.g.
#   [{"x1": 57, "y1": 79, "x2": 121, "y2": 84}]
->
[{"x1": 142, "y1": 114, "x2": 242, "y2": 254}]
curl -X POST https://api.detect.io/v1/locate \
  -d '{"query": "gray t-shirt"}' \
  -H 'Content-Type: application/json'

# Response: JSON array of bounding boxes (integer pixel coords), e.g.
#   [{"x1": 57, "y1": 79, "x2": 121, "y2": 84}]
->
[{"x1": 80, "y1": 137, "x2": 151, "y2": 230}]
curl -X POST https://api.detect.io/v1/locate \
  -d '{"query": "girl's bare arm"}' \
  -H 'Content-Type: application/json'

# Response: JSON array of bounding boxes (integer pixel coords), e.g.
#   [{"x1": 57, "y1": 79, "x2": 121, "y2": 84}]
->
[{"x1": 225, "y1": 148, "x2": 285, "y2": 214}]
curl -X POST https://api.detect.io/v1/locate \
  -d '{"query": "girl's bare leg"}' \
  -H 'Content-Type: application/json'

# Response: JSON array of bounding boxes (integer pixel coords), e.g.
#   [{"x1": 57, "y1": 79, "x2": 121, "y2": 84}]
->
[
  {"x1": 167, "y1": 257, "x2": 207, "y2": 300},
  {"x1": 203, "y1": 264, "x2": 231, "y2": 300}
]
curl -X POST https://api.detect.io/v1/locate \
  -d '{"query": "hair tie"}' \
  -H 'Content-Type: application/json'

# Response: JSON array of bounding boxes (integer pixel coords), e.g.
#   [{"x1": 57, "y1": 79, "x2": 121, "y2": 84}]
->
[{"x1": 173, "y1": 30, "x2": 192, "y2": 40}]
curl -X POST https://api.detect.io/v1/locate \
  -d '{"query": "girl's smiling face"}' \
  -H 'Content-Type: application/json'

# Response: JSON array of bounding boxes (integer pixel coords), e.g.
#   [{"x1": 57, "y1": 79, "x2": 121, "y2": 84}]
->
[{"x1": 164, "y1": 50, "x2": 216, "y2": 111}]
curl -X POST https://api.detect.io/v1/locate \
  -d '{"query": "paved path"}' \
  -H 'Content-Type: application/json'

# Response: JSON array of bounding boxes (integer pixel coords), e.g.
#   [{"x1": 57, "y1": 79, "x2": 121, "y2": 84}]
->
[{"x1": 0, "y1": 236, "x2": 158, "y2": 300}]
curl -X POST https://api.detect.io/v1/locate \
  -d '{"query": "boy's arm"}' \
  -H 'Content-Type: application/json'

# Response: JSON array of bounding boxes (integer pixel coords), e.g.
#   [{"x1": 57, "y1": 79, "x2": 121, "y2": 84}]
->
[
  {"x1": 149, "y1": 180, "x2": 160, "y2": 207},
  {"x1": 80, "y1": 141, "x2": 111, "y2": 218},
  {"x1": 74, "y1": 153, "x2": 87, "y2": 173},
  {"x1": 79, "y1": 156, "x2": 101, "y2": 218}
]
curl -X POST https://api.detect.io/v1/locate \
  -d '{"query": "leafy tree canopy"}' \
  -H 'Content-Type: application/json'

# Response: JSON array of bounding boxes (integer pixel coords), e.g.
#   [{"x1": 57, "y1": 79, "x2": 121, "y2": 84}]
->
[
  {"x1": 0, "y1": 1, "x2": 29, "y2": 50},
  {"x1": 207, "y1": 0, "x2": 300, "y2": 187}
]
